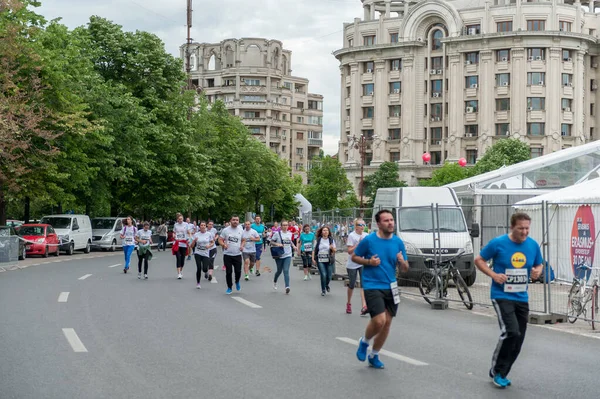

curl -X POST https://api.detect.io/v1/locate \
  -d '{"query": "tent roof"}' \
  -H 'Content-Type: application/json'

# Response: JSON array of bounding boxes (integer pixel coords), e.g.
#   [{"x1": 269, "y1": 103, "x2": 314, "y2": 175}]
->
[{"x1": 515, "y1": 177, "x2": 600, "y2": 206}]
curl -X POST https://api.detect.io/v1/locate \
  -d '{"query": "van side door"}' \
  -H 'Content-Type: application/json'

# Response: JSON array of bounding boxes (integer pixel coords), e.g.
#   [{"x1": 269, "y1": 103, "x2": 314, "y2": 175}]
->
[{"x1": 72, "y1": 217, "x2": 82, "y2": 249}]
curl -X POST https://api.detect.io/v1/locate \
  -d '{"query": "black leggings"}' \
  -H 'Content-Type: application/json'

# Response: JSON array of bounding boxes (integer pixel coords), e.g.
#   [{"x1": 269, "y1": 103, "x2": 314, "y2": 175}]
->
[
  {"x1": 301, "y1": 252, "x2": 313, "y2": 268},
  {"x1": 224, "y1": 254, "x2": 243, "y2": 289},
  {"x1": 194, "y1": 254, "x2": 211, "y2": 283},
  {"x1": 137, "y1": 250, "x2": 150, "y2": 274},
  {"x1": 176, "y1": 246, "x2": 187, "y2": 268},
  {"x1": 209, "y1": 248, "x2": 217, "y2": 268}
]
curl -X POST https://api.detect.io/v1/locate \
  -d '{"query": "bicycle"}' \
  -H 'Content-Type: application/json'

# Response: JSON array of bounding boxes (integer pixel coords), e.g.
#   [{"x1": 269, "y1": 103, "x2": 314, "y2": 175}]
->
[
  {"x1": 418, "y1": 251, "x2": 474, "y2": 310},
  {"x1": 567, "y1": 265, "x2": 600, "y2": 330}
]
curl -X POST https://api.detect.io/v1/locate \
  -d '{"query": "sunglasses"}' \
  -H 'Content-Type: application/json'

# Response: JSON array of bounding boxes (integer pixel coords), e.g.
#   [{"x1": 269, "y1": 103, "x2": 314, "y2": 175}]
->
[{"x1": 356, "y1": 223, "x2": 366, "y2": 227}]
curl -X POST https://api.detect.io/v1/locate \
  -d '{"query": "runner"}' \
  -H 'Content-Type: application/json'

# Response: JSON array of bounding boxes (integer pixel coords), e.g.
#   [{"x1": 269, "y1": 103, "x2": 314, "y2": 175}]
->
[
  {"x1": 156, "y1": 220, "x2": 168, "y2": 251},
  {"x1": 218, "y1": 215, "x2": 245, "y2": 295},
  {"x1": 173, "y1": 213, "x2": 189, "y2": 279},
  {"x1": 270, "y1": 220, "x2": 297, "y2": 294},
  {"x1": 120, "y1": 216, "x2": 137, "y2": 274},
  {"x1": 242, "y1": 221, "x2": 261, "y2": 281},
  {"x1": 313, "y1": 226, "x2": 336, "y2": 296},
  {"x1": 288, "y1": 220, "x2": 299, "y2": 258},
  {"x1": 346, "y1": 218, "x2": 369, "y2": 315},
  {"x1": 250, "y1": 215, "x2": 266, "y2": 276},
  {"x1": 474, "y1": 212, "x2": 543, "y2": 389},
  {"x1": 298, "y1": 224, "x2": 315, "y2": 281},
  {"x1": 207, "y1": 221, "x2": 219, "y2": 283},
  {"x1": 352, "y1": 209, "x2": 408, "y2": 369},
  {"x1": 186, "y1": 217, "x2": 195, "y2": 261},
  {"x1": 136, "y1": 222, "x2": 153, "y2": 279},
  {"x1": 192, "y1": 221, "x2": 215, "y2": 289}
]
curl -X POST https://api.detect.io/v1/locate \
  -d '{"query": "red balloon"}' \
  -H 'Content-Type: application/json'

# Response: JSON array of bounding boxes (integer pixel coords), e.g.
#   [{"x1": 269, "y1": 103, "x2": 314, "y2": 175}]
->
[
  {"x1": 458, "y1": 158, "x2": 467, "y2": 167},
  {"x1": 422, "y1": 153, "x2": 431, "y2": 162}
]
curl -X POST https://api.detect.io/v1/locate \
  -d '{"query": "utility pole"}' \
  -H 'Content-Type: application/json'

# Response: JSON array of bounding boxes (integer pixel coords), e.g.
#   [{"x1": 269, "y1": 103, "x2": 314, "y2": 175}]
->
[{"x1": 185, "y1": 0, "x2": 193, "y2": 91}]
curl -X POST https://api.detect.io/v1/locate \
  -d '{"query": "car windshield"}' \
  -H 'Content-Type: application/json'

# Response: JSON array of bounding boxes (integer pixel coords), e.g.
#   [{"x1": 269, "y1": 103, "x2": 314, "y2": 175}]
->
[
  {"x1": 92, "y1": 218, "x2": 115, "y2": 229},
  {"x1": 398, "y1": 208, "x2": 467, "y2": 233},
  {"x1": 0, "y1": 227, "x2": 12, "y2": 237},
  {"x1": 40, "y1": 217, "x2": 71, "y2": 229},
  {"x1": 19, "y1": 226, "x2": 44, "y2": 236}
]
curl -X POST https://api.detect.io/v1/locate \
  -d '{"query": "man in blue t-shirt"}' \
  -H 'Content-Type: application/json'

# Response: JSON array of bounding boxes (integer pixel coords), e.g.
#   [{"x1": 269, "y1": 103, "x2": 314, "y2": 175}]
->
[
  {"x1": 475, "y1": 212, "x2": 543, "y2": 389},
  {"x1": 352, "y1": 209, "x2": 408, "y2": 370},
  {"x1": 251, "y1": 215, "x2": 266, "y2": 277}
]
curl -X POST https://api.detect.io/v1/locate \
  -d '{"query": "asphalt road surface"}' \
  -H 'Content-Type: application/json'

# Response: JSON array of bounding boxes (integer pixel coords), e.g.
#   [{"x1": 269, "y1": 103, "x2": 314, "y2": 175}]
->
[{"x1": 1, "y1": 249, "x2": 599, "y2": 399}]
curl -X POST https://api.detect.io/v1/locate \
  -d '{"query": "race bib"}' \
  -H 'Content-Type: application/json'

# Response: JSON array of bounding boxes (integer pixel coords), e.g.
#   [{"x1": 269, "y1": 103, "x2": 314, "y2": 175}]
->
[
  {"x1": 198, "y1": 243, "x2": 208, "y2": 250},
  {"x1": 125, "y1": 237, "x2": 134, "y2": 245},
  {"x1": 282, "y1": 239, "x2": 292, "y2": 250},
  {"x1": 245, "y1": 241, "x2": 254, "y2": 249},
  {"x1": 176, "y1": 232, "x2": 185, "y2": 240},
  {"x1": 303, "y1": 243, "x2": 313, "y2": 251},
  {"x1": 228, "y1": 236, "x2": 239, "y2": 243},
  {"x1": 504, "y1": 269, "x2": 528, "y2": 293},
  {"x1": 318, "y1": 252, "x2": 330, "y2": 262},
  {"x1": 391, "y1": 282, "x2": 401, "y2": 304}
]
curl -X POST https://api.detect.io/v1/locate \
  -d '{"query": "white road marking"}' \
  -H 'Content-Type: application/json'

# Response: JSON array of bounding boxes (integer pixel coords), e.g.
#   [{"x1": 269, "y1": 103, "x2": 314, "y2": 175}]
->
[
  {"x1": 62, "y1": 328, "x2": 88, "y2": 352},
  {"x1": 78, "y1": 274, "x2": 92, "y2": 280},
  {"x1": 58, "y1": 292, "x2": 70, "y2": 303},
  {"x1": 232, "y1": 297, "x2": 262, "y2": 309},
  {"x1": 335, "y1": 337, "x2": 428, "y2": 366},
  {"x1": 108, "y1": 264, "x2": 121, "y2": 268}
]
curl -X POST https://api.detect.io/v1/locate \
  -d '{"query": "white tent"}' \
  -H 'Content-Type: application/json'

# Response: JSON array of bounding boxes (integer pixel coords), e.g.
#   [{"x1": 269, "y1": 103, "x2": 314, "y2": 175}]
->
[{"x1": 514, "y1": 178, "x2": 600, "y2": 281}]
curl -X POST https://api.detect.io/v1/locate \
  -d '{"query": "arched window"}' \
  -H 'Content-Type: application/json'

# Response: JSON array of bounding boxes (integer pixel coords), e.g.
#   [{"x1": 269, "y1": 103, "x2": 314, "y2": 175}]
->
[
  {"x1": 245, "y1": 44, "x2": 262, "y2": 66},
  {"x1": 432, "y1": 30, "x2": 443, "y2": 51}
]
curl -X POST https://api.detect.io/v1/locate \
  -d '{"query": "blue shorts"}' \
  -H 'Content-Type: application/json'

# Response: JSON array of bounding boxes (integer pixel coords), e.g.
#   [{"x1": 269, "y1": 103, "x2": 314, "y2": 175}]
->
[{"x1": 255, "y1": 244, "x2": 263, "y2": 260}]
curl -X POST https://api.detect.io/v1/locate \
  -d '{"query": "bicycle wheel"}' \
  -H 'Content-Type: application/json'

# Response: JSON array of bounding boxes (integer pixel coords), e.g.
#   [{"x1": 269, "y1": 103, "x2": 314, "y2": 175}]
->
[
  {"x1": 454, "y1": 273, "x2": 474, "y2": 310},
  {"x1": 567, "y1": 281, "x2": 581, "y2": 324},
  {"x1": 418, "y1": 271, "x2": 439, "y2": 305},
  {"x1": 592, "y1": 285, "x2": 598, "y2": 331}
]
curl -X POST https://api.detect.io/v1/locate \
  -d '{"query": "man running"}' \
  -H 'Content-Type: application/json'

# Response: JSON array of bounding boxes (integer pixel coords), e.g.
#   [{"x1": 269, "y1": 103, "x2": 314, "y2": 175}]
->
[
  {"x1": 346, "y1": 218, "x2": 369, "y2": 315},
  {"x1": 352, "y1": 209, "x2": 408, "y2": 369},
  {"x1": 219, "y1": 215, "x2": 246, "y2": 295},
  {"x1": 242, "y1": 221, "x2": 260, "y2": 281},
  {"x1": 250, "y1": 215, "x2": 265, "y2": 276},
  {"x1": 475, "y1": 212, "x2": 542, "y2": 389}
]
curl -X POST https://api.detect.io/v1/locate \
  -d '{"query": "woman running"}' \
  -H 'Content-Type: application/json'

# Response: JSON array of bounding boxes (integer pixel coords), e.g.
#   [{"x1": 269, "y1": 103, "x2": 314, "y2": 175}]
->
[
  {"x1": 192, "y1": 221, "x2": 215, "y2": 289},
  {"x1": 313, "y1": 226, "x2": 337, "y2": 296},
  {"x1": 173, "y1": 213, "x2": 189, "y2": 279},
  {"x1": 299, "y1": 224, "x2": 316, "y2": 281},
  {"x1": 120, "y1": 216, "x2": 137, "y2": 274},
  {"x1": 136, "y1": 222, "x2": 153, "y2": 279},
  {"x1": 270, "y1": 220, "x2": 297, "y2": 294}
]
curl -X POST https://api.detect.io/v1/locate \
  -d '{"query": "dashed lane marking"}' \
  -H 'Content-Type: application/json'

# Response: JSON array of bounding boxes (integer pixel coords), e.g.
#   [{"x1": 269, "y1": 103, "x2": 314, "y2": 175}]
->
[
  {"x1": 335, "y1": 337, "x2": 429, "y2": 366},
  {"x1": 78, "y1": 274, "x2": 92, "y2": 280},
  {"x1": 108, "y1": 264, "x2": 121, "y2": 268},
  {"x1": 62, "y1": 328, "x2": 88, "y2": 352},
  {"x1": 232, "y1": 297, "x2": 262, "y2": 309},
  {"x1": 58, "y1": 292, "x2": 69, "y2": 303}
]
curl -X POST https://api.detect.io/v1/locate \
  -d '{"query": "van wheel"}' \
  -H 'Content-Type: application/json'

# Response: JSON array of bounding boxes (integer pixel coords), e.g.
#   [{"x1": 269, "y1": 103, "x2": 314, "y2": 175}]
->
[
  {"x1": 110, "y1": 240, "x2": 116, "y2": 252},
  {"x1": 84, "y1": 241, "x2": 91, "y2": 254},
  {"x1": 67, "y1": 243, "x2": 74, "y2": 256},
  {"x1": 464, "y1": 270, "x2": 477, "y2": 286}
]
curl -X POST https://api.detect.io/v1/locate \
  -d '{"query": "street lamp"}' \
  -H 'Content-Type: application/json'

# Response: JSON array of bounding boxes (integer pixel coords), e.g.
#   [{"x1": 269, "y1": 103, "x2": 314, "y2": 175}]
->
[{"x1": 348, "y1": 133, "x2": 378, "y2": 209}]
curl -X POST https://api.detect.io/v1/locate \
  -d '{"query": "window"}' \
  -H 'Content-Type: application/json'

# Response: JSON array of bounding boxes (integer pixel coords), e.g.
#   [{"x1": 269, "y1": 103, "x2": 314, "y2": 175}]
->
[
  {"x1": 465, "y1": 76, "x2": 478, "y2": 88},
  {"x1": 363, "y1": 84, "x2": 374, "y2": 96},
  {"x1": 282, "y1": 114, "x2": 287, "y2": 121},
  {"x1": 244, "y1": 79, "x2": 261, "y2": 86},
  {"x1": 527, "y1": 20, "x2": 545, "y2": 31},
  {"x1": 496, "y1": 123, "x2": 510, "y2": 136},
  {"x1": 432, "y1": 30, "x2": 443, "y2": 50},
  {"x1": 465, "y1": 52, "x2": 479, "y2": 64},
  {"x1": 592, "y1": 103, "x2": 595, "y2": 116},
  {"x1": 348, "y1": 38, "x2": 353, "y2": 47},
  {"x1": 496, "y1": 73, "x2": 510, "y2": 86},
  {"x1": 531, "y1": 148, "x2": 544, "y2": 158},
  {"x1": 295, "y1": 163, "x2": 304, "y2": 171},
  {"x1": 562, "y1": 50, "x2": 572, "y2": 61},
  {"x1": 362, "y1": 129, "x2": 374, "y2": 138},
  {"x1": 308, "y1": 130, "x2": 321, "y2": 139},
  {"x1": 390, "y1": 33, "x2": 399, "y2": 43},
  {"x1": 362, "y1": 107, "x2": 374, "y2": 118},
  {"x1": 364, "y1": 35, "x2": 376, "y2": 46},
  {"x1": 527, "y1": 48, "x2": 545, "y2": 60},
  {"x1": 431, "y1": 57, "x2": 443, "y2": 69},
  {"x1": 364, "y1": 61, "x2": 374, "y2": 73},
  {"x1": 431, "y1": 80, "x2": 443, "y2": 93},
  {"x1": 527, "y1": 123, "x2": 545, "y2": 136},
  {"x1": 430, "y1": 151, "x2": 442, "y2": 165},
  {"x1": 307, "y1": 116, "x2": 322, "y2": 125},
  {"x1": 388, "y1": 128, "x2": 401, "y2": 140},
  {"x1": 308, "y1": 100, "x2": 322, "y2": 110},
  {"x1": 243, "y1": 95, "x2": 265, "y2": 102},
  {"x1": 250, "y1": 127, "x2": 261, "y2": 134},
  {"x1": 466, "y1": 24, "x2": 481, "y2": 35},
  {"x1": 296, "y1": 132, "x2": 304, "y2": 140},
  {"x1": 297, "y1": 101, "x2": 304, "y2": 109},
  {"x1": 207, "y1": 78, "x2": 215, "y2": 88},
  {"x1": 296, "y1": 148, "x2": 304, "y2": 155},
  {"x1": 224, "y1": 79, "x2": 236, "y2": 87},
  {"x1": 283, "y1": 82, "x2": 293, "y2": 89},
  {"x1": 562, "y1": 74, "x2": 573, "y2": 86},
  {"x1": 297, "y1": 116, "x2": 304, "y2": 123},
  {"x1": 496, "y1": 49, "x2": 510, "y2": 62},
  {"x1": 365, "y1": 153, "x2": 373, "y2": 166},
  {"x1": 431, "y1": 103, "x2": 442, "y2": 118},
  {"x1": 465, "y1": 125, "x2": 478, "y2": 136},
  {"x1": 527, "y1": 97, "x2": 545, "y2": 110},
  {"x1": 465, "y1": 100, "x2": 478, "y2": 112},
  {"x1": 559, "y1": 21, "x2": 572, "y2": 32},
  {"x1": 390, "y1": 152, "x2": 400, "y2": 162},
  {"x1": 527, "y1": 72, "x2": 545, "y2": 85},
  {"x1": 390, "y1": 59, "x2": 402, "y2": 71},
  {"x1": 244, "y1": 111, "x2": 260, "y2": 118},
  {"x1": 497, "y1": 21, "x2": 513, "y2": 32},
  {"x1": 430, "y1": 127, "x2": 442, "y2": 145},
  {"x1": 389, "y1": 105, "x2": 401, "y2": 117},
  {"x1": 389, "y1": 82, "x2": 401, "y2": 93},
  {"x1": 561, "y1": 124, "x2": 572, "y2": 137},
  {"x1": 496, "y1": 98, "x2": 510, "y2": 111},
  {"x1": 466, "y1": 149, "x2": 478, "y2": 164},
  {"x1": 562, "y1": 98, "x2": 572, "y2": 110}
]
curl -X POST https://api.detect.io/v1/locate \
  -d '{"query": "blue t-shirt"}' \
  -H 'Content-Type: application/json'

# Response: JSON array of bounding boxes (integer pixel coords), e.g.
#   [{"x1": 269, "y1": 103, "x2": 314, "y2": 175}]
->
[
  {"x1": 251, "y1": 223, "x2": 265, "y2": 244},
  {"x1": 299, "y1": 232, "x2": 316, "y2": 252},
  {"x1": 480, "y1": 235, "x2": 543, "y2": 302},
  {"x1": 353, "y1": 233, "x2": 407, "y2": 290}
]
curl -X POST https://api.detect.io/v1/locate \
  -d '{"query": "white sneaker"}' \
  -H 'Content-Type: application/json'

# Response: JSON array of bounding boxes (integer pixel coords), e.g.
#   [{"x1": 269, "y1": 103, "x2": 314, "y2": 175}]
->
[
  {"x1": 303, "y1": 275, "x2": 308, "y2": 281},
  {"x1": 273, "y1": 282, "x2": 278, "y2": 290},
  {"x1": 178, "y1": 273, "x2": 182, "y2": 279},
  {"x1": 138, "y1": 273, "x2": 141, "y2": 279},
  {"x1": 196, "y1": 283, "x2": 201, "y2": 289},
  {"x1": 144, "y1": 274, "x2": 148, "y2": 279},
  {"x1": 211, "y1": 278, "x2": 218, "y2": 284}
]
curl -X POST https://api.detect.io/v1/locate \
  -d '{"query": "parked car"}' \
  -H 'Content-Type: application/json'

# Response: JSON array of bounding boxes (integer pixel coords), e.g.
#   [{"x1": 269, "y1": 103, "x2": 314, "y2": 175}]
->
[
  {"x1": 18, "y1": 224, "x2": 60, "y2": 257},
  {"x1": 91, "y1": 217, "x2": 124, "y2": 251},
  {"x1": 39, "y1": 214, "x2": 93, "y2": 255},
  {"x1": 0, "y1": 225, "x2": 26, "y2": 260}
]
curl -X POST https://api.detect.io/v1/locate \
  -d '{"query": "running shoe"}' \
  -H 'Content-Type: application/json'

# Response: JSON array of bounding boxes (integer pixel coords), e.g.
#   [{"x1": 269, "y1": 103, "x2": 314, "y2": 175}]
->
[
  {"x1": 196, "y1": 283, "x2": 201, "y2": 289},
  {"x1": 138, "y1": 273, "x2": 141, "y2": 279},
  {"x1": 256, "y1": 270, "x2": 261, "y2": 277},
  {"x1": 244, "y1": 274, "x2": 249, "y2": 281},
  {"x1": 321, "y1": 291, "x2": 326, "y2": 296},
  {"x1": 144, "y1": 274, "x2": 148, "y2": 280},
  {"x1": 285, "y1": 287, "x2": 290, "y2": 294},
  {"x1": 356, "y1": 338, "x2": 369, "y2": 362},
  {"x1": 303, "y1": 275, "x2": 308, "y2": 281},
  {"x1": 211, "y1": 277, "x2": 218, "y2": 284},
  {"x1": 250, "y1": 268, "x2": 254, "y2": 274},
  {"x1": 222, "y1": 265, "x2": 226, "y2": 271},
  {"x1": 208, "y1": 274, "x2": 212, "y2": 281},
  {"x1": 236, "y1": 282, "x2": 241, "y2": 291},
  {"x1": 360, "y1": 306, "x2": 369, "y2": 316},
  {"x1": 346, "y1": 303, "x2": 352, "y2": 314},
  {"x1": 326, "y1": 286, "x2": 330, "y2": 292},
  {"x1": 187, "y1": 255, "x2": 191, "y2": 261},
  {"x1": 273, "y1": 282, "x2": 278, "y2": 290},
  {"x1": 493, "y1": 374, "x2": 509, "y2": 389},
  {"x1": 177, "y1": 273, "x2": 182, "y2": 279},
  {"x1": 123, "y1": 268, "x2": 127, "y2": 274},
  {"x1": 205, "y1": 272, "x2": 209, "y2": 280},
  {"x1": 226, "y1": 288, "x2": 232, "y2": 295},
  {"x1": 368, "y1": 354, "x2": 384, "y2": 369}
]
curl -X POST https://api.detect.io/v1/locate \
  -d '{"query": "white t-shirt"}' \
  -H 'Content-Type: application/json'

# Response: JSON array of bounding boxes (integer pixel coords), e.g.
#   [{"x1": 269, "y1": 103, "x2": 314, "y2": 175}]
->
[
  {"x1": 317, "y1": 236, "x2": 336, "y2": 263},
  {"x1": 136, "y1": 229, "x2": 152, "y2": 248},
  {"x1": 346, "y1": 231, "x2": 369, "y2": 269},
  {"x1": 121, "y1": 226, "x2": 137, "y2": 247},
  {"x1": 242, "y1": 228, "x2": 260, "y2": 253},
  {"x1": 220, "y1": 226, "x2": 244, "y2": 256},
  {"x1": 208, "y1": 228, "x2": 218, "y2": 250},
  {"x1": 270, "y1": 230, "x2": 293, "y2": 259},
  {"x1": 173, "y1": 222, "x2": 189, "y2": 248},
  {"x1": 193, "y1": 231, "x2": 213, "y2": 257}
]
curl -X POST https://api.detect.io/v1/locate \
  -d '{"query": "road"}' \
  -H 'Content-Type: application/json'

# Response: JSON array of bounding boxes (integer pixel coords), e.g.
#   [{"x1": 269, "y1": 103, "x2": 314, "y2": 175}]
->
[{"x1": 1, "y1": 249, "x2": 599, "y2": 399}]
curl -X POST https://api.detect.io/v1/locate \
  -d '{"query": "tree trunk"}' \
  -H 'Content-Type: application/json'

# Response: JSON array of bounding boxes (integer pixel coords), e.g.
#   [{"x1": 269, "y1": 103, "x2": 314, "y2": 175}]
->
[
  {"x1": 57, "y1": 203, "x2": 63, "y2": 214},
  {"x1": 85, "y1": 201, "x2": 90, "y2": 216},
  {"x1": 0, "y1": 185, "x2": 6, "y2": 225},
  {"x1": 24, "y1": 196, "x2": 30, "y2": 223}
]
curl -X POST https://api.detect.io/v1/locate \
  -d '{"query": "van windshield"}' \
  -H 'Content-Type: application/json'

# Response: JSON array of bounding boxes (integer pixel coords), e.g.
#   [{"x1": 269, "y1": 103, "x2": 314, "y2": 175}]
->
[
  {"x1": 398, "y1": 208, "x2": 467, "y2": 233},
  {"x1": 92, "y1": 218, "x2": 115, "y2": 229},
  {"x1": 40, "y1": 217, "x2": 71, "y2": 229}
]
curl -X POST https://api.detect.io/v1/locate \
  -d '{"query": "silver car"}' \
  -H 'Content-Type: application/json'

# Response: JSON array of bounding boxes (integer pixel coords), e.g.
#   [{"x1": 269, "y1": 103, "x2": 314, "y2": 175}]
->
[{"x1": 91, "y1": 217, "x2": 123, "y2": 251}]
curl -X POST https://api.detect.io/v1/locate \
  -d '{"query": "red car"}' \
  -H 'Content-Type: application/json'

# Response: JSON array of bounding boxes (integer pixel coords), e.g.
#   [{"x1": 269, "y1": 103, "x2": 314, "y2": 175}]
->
[{"x1": 18, "y1": 224, "x2": 60, "y2": 257}]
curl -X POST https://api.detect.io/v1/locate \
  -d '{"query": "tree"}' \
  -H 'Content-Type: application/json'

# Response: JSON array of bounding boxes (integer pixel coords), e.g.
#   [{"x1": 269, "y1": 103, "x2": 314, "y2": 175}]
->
[
  {"x1": 363, "y1": 162, "x2": 407, "y2": 206},
  {"x1": 420, "y1": 162, "x2": 471, "y2": 187},
  {"x1": 305, "y1": 156, "x2": 354, "y2": 211},
  {"x1": 470, "y1": 138, "x2": 530, "y2": 175}
]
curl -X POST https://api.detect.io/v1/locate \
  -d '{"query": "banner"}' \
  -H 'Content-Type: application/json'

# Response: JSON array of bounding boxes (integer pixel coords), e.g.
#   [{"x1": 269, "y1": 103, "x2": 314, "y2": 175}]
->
[{"x1": 571, "y1": 205, "x2": 595, "y2": 280}]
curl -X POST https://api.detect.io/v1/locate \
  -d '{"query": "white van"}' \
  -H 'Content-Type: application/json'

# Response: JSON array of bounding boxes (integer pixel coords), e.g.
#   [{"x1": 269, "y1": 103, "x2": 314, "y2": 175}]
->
[
  {"x1": 372, "y1": 187, "x2": 479, "y2": 286},
  {"x1": 91, "y1": 217, "x2": 123, "y2": 251},
  {"x1": 39, "y1": 214, "x2": 93, "y2": 255}
]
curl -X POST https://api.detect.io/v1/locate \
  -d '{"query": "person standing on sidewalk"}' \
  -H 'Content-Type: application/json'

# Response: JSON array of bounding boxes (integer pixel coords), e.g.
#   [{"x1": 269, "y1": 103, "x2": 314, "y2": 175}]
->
[
  {"x1": 270, "y1": 220, "x2": 297, "y2": 294},
  {"x1": 135, "y1": 222, "x2": 153, "y2": 279},
  {"x1": 313, "y1": 226, "x2": 336, "y2": 296},
  {"x1": 474, "y1": 212, "x2": 542, "y2": 389},
  {"x1": 218, "y1": 215, "x2": 246, "y2": 295},
  {"x1": 192, "y1": 221, "x2": 215, "y2": 289},
  {"x1": 352, "y1": 209, "x2": 408, "y2": 369},
  {"x1": 250, "y1": 215, "x2": 265, "y2": 276},
  {"x1": 173, "y1": 213, "x2": 189, "y2": 279},
  {"x1": 298, "y1": 224, "x2": 315, "y2": 281},
  {"x1": 156, "y1": 221, "x2": 167, "y2": 251},
  {"x1": 242, "y1": 221, "x2": 261, "y2": 281},
  {"x1": 120, "y1": 216, "x2": 137, "y2": 274},
  {"x1": 345, "y1": 218, "x2": 369, "y2": 315}
]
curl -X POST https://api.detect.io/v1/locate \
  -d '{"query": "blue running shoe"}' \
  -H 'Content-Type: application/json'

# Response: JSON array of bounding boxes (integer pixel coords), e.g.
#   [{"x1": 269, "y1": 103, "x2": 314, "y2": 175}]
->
[
  {"x1": 356, "y1": 338, "x2": 369, "y2": 362},
  {"x1": 236, "y1": 282, "x2": 241, "y2": 291},
  {"x1": 493, "y1": 374, "x2": 509, "y2": 389},
  {"x1": 226, "y1": 288, "x2": 232, "y2": 295},
  {"x1": 368, "y1": 354, "x2": 384, "y2": 369}
]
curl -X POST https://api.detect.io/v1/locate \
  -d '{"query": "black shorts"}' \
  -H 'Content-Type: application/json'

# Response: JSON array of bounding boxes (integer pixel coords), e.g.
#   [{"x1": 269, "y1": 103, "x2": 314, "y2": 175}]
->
[{"x1": 364, "y1": 289, "x2": 398, "y2": 318}]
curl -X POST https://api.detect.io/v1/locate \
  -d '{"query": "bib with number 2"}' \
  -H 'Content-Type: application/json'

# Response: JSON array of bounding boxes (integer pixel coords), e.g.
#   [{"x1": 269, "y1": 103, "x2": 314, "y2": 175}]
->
[{"x1": 390, "y1": 281, "x2": 401, "y2": 304}]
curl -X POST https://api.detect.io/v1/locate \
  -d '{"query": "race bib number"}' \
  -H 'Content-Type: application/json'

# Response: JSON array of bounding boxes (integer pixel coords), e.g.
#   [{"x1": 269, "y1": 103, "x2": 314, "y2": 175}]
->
[
  {"x1": 282, "y1": 239, "x2": 292, "y2": 250},
  {"x1": 125, "y1": 237, "x2": 134, "y2": 245},
  {"x1": 391, "y1": 282, "x2": 401, "y2": 304},
  {"x1": 303, "y1": 243, "x2": 313, "y2": 251},
  {"x1": 176, "y1": 232, "x2": 185, "y2": 240},
  {"x1": 245, "y1": 240, "x2": 254, "y2": 249},
  {"x1": 504, "y1": 269, "x2": 528, "y2": 293},
  {"x1": 198, "y1": 243, "x2": 208, "y2": 250},
  {"x1": 228, "y1": 236, "x2": 239, "y2": 243},
  {"x1": 318, "y1": 253, "x2": 330, "y2": 262}
]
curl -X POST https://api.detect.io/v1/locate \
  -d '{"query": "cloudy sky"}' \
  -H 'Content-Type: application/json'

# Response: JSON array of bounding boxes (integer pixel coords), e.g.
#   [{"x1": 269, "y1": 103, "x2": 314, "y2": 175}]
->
[{"x1": 38, "y1": 0, "x2": 364, "y2": 155}]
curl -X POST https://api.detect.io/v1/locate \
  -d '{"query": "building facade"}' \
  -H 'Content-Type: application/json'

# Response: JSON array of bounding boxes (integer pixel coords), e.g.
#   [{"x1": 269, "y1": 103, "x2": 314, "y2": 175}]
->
[
  {"x1": 335, "y1": 0, "x2": 599, "y2": 188},
  {"x1": 180, "y1": 38, "x2": 324, "y2": 182}
]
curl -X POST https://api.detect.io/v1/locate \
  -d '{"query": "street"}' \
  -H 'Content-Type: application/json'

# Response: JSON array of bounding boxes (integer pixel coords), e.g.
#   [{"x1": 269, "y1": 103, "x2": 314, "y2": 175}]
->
[{"x1": 1, "y1": 250, "x2": 599, "y2": 399}]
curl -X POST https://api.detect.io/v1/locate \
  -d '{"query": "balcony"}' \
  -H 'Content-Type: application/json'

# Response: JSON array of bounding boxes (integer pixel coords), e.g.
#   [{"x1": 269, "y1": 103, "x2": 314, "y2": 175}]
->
[
  {"x1": 362, "y1": 118, "x2": 373, "y2": 128},
  {"x1": 530, "y1": 84, "x2": 545, "y2": 96},
  {"x1": 308, "y1": 138, "x2": 323, "y2": 147},
  {"x1": 495, "y1": 110, "x2": 509, "y2": 121},
  {"x1": 244, "y1": 117, "x2": 267, "y2": 125},
  {"x1": 269, "y1": 133, "x2": 282, "y2": 143},
  {"x1": 430, "y1": 138, "x2": 443, "y2": 146},
  {"x1": 240, "y1": 85, "x2": 267, "y2": 94}
]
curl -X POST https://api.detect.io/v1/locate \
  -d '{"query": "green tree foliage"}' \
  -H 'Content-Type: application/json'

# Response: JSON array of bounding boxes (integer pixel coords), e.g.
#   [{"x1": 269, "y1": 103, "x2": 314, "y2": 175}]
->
[
  {"x1": 363, "y1": 162, "x2": 407, "y2": 207},
  {"x1": 420, "y1": 162, "x2": 471, "y2": 187},
  {"x1": 470, "y1": 138, "x2": 531, "y2": 175},
  {"x1": 305, "y1": 156, "x2": 354, "y2": 211}
]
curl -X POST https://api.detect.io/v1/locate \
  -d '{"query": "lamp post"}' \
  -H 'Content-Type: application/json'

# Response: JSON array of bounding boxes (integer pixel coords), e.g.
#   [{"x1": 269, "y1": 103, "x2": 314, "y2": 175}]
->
[{"x1": 348, "y1": 133, "x2": 378, "y2": 209}]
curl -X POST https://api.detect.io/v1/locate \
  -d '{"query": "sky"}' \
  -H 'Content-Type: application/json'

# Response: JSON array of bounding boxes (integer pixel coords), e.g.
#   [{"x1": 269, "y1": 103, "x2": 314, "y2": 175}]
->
[{"x1": 37, "y1": 0, "x2": 364, "y2": 155}]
